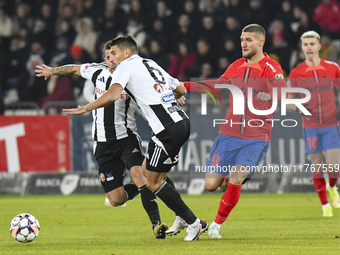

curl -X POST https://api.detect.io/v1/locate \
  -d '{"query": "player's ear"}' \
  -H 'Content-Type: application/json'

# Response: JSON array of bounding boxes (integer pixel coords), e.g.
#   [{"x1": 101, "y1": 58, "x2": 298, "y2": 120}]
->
[{"x1": 259, "y1": 38, "x2": 265, "y2": 47}]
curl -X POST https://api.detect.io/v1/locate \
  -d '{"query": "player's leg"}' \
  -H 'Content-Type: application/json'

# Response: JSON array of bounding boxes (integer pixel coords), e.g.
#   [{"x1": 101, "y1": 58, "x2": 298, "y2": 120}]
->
[
  {"x1": 310, "y1": 152, "x2": 332, "y2": 216},
  {"x1": 209, "y1": 139, "x2": 269, "y2": 238},
  {"x1": 305, "y1": 127, "x2": 332, "y2": 216},
  {"x1": 146, "y1": 120, "x2": 207, "y2": 241},
  {"x1": 322, "y1": 126, "x2": 340, "y2": 208},
  {"x1": 121, "y1": 134, "x2": 164, "y2": 238},
  {"x1": 95, "y1": 141, "x2": 139, "y2": 207},
  {"x1": 205, "y1": 134, "x2": 240, "y2": 192}
]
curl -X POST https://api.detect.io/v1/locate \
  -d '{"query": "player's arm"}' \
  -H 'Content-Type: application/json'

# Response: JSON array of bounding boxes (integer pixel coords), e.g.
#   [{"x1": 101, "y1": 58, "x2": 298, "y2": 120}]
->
[
  {"x1": 63, "y1": 83, "x2": 123, "y2": 115},
  {"x1": 35, "y1": 64, "x2": 81, "y2": 80},
  {"x1": 173, "y1": 82, "x2": 187, "y2": 99}
]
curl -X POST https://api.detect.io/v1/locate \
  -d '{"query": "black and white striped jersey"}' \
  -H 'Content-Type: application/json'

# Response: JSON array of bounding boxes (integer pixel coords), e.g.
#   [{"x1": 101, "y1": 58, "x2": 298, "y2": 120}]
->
[
  {"x1": 80, "y1": 62, "x2": 138, "y2": 141},
  {"x1": 110, "y1": 55, "x2": 188, "y2": 135}
]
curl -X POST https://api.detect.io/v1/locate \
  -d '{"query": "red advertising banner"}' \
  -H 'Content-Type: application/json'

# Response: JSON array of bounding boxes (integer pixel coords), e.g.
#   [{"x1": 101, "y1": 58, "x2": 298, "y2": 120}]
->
[{"x1": 0, "y1": 116, "x2": 71, "y2": 172}]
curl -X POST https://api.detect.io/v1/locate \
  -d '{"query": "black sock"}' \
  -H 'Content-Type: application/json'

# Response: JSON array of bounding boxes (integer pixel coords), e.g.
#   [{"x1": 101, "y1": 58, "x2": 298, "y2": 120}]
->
[
  {"x1": 139, "y1": 185, "x2": 161, "y2": 226},
  {"x1": 165, "y1": 177, "x2": 179, "y2": 217},
  {"x1": 123, "y1": 184, "x2": 139, "y2": 203},
  {"x1": 154, "y1": 181, "x2": 197, "y2": 224}
]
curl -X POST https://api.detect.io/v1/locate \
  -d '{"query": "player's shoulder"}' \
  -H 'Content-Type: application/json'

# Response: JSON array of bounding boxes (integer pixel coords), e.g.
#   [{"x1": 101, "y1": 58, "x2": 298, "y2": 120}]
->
[
  {"x1": 289, "y1": 62, "x2": 305, "y2": 77},
  {"x1": 262, "y1": 54, "x2": 283, "y2": 71},
  {"x1": 322, "y1": 59, "x2": 340, "y2": 70}
]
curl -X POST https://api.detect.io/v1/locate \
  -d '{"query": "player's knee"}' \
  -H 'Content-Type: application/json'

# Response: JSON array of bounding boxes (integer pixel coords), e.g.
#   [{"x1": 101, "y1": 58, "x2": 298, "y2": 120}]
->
[
  {"x1": 229, "y1": 178, "x2": 243, "y2": 185},
  {"x1": 205, "y1": 182, "x2": 218, "y2": 192},
  {"x1": 107, "y1": 196, "x2": 125, "y2": 207}
]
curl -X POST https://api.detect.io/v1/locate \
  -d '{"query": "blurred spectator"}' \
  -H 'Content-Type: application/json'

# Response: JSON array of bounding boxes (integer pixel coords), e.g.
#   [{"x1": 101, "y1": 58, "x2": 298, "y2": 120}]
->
[
  {"x1": 56, "y1": 21, "x2": 76, "y2": 46},
  {"x1": 55, "y1": 3, "x2": 79, "y2": 34},
  {"x1": 217, "y1": 56, "x2": 230, "y2": 75},
  {"x1": 31, "y1": 20, "x2": 51, "y2": 52},
  {"x1": 3, "y1": 36, "x2": 27, "y2": 94},
  {"x1": 147, "y1": 39, "x2": 170, "y2": 70},
  {"x1": 223, "y1": 16, "x2": 242, "y2": 42},
  {"x1": 275, "y1": 0, "x2": 296, "y2": 26},
  {"x1": 104, "y1": 0, "x2": 127, "y2": 32},
  {"x1": 289, "y1": 41, "x2": 305, "y2": 70},
  {"x1": 49, "y1": 36, "x2": 72, "y2": 67},
  {"x1": 186, "y1": 38, "x2": 216, "y2": 77},
  {"x1": 29, "y1": 40, "x2": 48, "y2": 64},
  {"x1": 80, "y1": 0, "x2": 102, "y2": 30},
  {"x1": 201, "y1": 15, "x2": 220, "y2": 51},
  {"x1": 268, "y1": 31, "x2": 291, "y2": 75},
  {"x1": 167, "y1": 41, "x2": 196, "y2": 80},
  {"x1": 73, "y1": 17, "x2": 98, "y2": 60},
  {"x1": 199, "y1": 62, "x2": 215, "y2": 78},
  {"x1": 18, "y1": 54, "x2": 47, "y2": 103},
  {"x1": 37, "y1": 3, "x2": 56, "y2": 39},
  {"x1": 268, "y1": 19, "x2": 295, "y2": 51},
  {"x1": 225, "y1": 0, "x2": 245, "y2": 26},
  {"x1": 220, "y1": 36, "x2": 240, "y2": 63},
  {"x1": 313, "y1": 0, "x2": 340, "y2": 38},
  {"x1": 12, "y1": 3, "x2": 34, "y2": 34},
  {"x1": 126, "y1": 17, "x2": 147, "y2": 49},
  {"x1": 245, "y1": 0, "x2": 270, "y2": 28},
  {"x1": 0, "y1": 7, "x2": 14, "y2": 38},
  {"x1": 58, "y1": 0, "x2": 82, "y2": 18},
  {"x1": 149, "y1": 19, "x2": 171, "y2": 51},
  {"x1": 154, "y1": 1, "x2": 174, "y2": 30},
  {"x1": 320, "y1": 34, "x2": 339, "y2": 62},
  {"x1": 129, "y1": 0, "x2": 150, "y2": 29},
  {"x1": 182, "y1": 0, "x2": 202, "y2": 30},
  {"x1": 199, "y1": 0, "x2": 225, "y2": 27},
  {"x1": 172, "y1": 14, "x2": 197, "y2": 52},
  {"x1": 38, "y1": 76, "x2": 74, "y2": 108}
]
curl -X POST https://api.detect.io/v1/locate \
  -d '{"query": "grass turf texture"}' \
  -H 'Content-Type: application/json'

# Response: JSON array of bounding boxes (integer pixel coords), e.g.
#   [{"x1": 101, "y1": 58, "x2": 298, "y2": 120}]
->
[{"x1": 1, "y1": 193, "x2": 340, "y2": 255}]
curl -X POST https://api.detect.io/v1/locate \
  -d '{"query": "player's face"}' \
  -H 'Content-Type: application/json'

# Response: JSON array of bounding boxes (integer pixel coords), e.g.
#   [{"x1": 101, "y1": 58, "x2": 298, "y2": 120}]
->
[
  {"x1": 240, "y1": 32, "x2": 263, "y2": 59},
  {"x1": 301, "y1": 37, "x2": 321, "y2": 61},
  {"x1": 110, "y1": 45, "x2": 129, "y2": 65},
  {"x1": 104, "y1": 49, "x2": 116, "y2": 72}
]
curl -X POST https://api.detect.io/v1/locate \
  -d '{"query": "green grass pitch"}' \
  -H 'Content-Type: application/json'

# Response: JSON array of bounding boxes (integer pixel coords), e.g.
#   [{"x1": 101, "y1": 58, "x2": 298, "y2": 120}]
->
[{"x1": 1, "y1": 193, "x2": 340, "y2": 255}]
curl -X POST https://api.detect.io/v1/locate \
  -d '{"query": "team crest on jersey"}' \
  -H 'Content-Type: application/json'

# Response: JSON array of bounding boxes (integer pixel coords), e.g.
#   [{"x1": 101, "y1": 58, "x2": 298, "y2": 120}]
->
[
  {"x1": 275, "y1": 73, "x2": 284, "y2": 80},
  {"x1": 154, "y1": 84, "x2": 163, "y2": 93}
]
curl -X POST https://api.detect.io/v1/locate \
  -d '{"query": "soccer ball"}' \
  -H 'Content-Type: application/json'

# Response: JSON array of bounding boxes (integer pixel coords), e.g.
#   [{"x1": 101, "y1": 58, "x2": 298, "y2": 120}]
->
[{"x1": 10, "y1": 213, "x2": 40, "y2": 243}]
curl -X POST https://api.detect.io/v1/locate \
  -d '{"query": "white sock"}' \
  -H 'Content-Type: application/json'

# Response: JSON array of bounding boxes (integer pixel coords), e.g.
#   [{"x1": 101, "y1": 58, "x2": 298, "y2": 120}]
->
[
  {"x1": 212, "y1": 221, "x2": 221, "y2": 230},
  {"x1": 322, "y1": 203, "x2": 331, "y2": 210},
  {"x1": 329, "y1": 185, "x2": 336, "y2": 190}
]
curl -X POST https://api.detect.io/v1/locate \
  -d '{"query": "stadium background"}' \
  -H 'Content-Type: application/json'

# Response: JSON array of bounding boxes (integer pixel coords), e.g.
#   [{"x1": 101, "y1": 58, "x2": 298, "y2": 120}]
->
[{"x1": 1, "y1": 0, "x2": 340, "y2": 195}]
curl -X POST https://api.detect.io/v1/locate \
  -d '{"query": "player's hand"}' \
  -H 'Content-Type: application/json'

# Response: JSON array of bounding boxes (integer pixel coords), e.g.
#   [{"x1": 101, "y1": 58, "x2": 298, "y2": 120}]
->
[
  {"x1": 176, "y1": 96, "x2": 186, "y2": 105},
  {"x1": 257, "y1": 92, "x2": 271, "y2": 102},
  {"x1": 35, "y1": 64, "x2": 52, "y2": 80},
  {"x1": 63, "y1": 105, "x2": 87, "y2": 115},
  {"x1": 336, "y1": 110, "x2": 340, "y2": 120},
  {"x1": 298, "y1": 104, "x2": 312, "y2": 116}
]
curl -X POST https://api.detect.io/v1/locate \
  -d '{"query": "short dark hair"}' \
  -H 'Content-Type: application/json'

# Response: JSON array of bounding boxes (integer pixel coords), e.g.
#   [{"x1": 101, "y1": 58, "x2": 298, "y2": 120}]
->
[
  {"x1": 242, "y1": 24, "x2": 266, "y2": 39},
  {"x1": 102, "y1": 40, "x2": 111, "y2": 58},
  {"x1": 109, "y1": 35, "x2": 138, "y2": 54}
]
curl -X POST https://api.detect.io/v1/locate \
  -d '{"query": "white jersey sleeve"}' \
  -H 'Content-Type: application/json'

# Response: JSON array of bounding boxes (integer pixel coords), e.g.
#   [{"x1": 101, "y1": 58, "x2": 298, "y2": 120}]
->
[{"x1": 109, "y1": 62, "x2": 131, "y2": 89}]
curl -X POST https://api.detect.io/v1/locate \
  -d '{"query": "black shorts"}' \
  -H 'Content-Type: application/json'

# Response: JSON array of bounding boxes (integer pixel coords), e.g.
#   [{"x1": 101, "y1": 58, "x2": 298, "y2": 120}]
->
[
  {"x1": 146, "y1": 119, "x2": 190, "y2": 173},
  {"x1": 94, "y1": 133, "x2": 144, "y2": 193}
]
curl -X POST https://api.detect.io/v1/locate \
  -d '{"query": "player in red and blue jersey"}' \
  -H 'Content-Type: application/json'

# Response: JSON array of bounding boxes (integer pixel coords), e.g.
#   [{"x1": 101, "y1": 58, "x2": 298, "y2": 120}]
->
[
  {"x1": 287, "y1": 31, "x2": 340, "y2": 217},
  {"x1": 165, "y1": 24, "x2": 287, "y2": 239}
]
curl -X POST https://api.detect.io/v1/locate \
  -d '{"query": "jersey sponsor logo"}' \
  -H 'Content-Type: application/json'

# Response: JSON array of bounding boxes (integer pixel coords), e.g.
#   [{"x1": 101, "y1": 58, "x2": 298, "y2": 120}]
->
[
  {"x1": 161, "y1": 93, "x2": 175, "y2": 103},
  {"x1": 95, "y1": 87, "x2": 106, "y2": 95},
  {"x1": 167, "y1": 105, "x2": 181, "y2": 113},
  {"x1": 275, "y1": 73, "x2": 284, "y2": 80},
  {"x1": 153, "y1": 83, "x2": 163, "y2": 93},
  {"x1": 120, "y1": 94, "x2": 129, "y2": 99}
]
